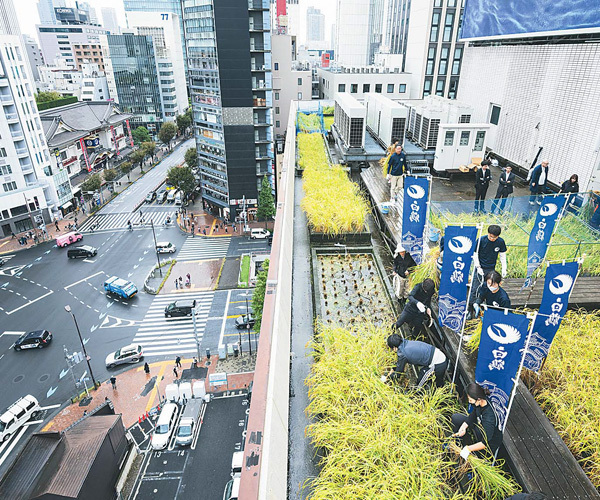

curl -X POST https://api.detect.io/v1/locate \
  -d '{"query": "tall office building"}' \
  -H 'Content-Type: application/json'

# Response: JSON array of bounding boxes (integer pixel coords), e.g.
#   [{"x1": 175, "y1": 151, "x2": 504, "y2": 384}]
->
[
  {"x1": 21, "y1": 35, "x2": 45, "y2": 81},
  {"x1": 381, "y1": 0, "x2": 410, "y2": 58},
  {"x1": 37, "y1": 22, "x2": 108, "y2": 68},
  {"x1": 0, "y1": 0, "x2": 21, "y2": 36},
  {"x1": 77, "y1": 2, "x2": 98, "y2": 25},
  {"x1": 123, "y1": 0, "x2": 187, "y2": 75},
  {"x1": 0, "y1": 35, "x2": 73, "y2": 236},
  {"x1": 101, "y1": 34, "x2": 163, "y2": 135},
  {"x1": 306, "y1": 7, "x2": 325, "y2": 42},
  {"x1": 37, "y1": 0, "x2": 67, "y2": 26},
  {"x1": 335, "y1": 0, "x2": 384, "y2": 66},
  {"x1": 182, "y1": 0, "x2": 274, "y2": 218},
  {"x1": 101, "y1": 7, "x2": 120, "y2": 34},
  {"x1": 126, "y1": 12, "x2": 189, "y2": 119}
]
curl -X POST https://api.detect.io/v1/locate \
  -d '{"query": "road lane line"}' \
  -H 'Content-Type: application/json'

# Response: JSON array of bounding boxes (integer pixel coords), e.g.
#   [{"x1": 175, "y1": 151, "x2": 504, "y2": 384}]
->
[
  {"x1": 64, "y1": 271, "x2": 104, "y2": 290},
  {"x1": 6, "y1": 290, "x2": 54, "y2": 315},
  {"x1": 0, "y1": 426, "x2": 28, "y2": 467},
  {"x1": 219, "y1": 289, "x2": 232, "y2": 350}
]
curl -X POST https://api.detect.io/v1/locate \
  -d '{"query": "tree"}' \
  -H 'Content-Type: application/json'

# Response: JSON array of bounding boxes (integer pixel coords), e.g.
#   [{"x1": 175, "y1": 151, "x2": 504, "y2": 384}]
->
[
  {"x1": 256, "y1": 176, "x2": 276, "y2": 227},
  {"x1": 176, "y1": 113, "x2": 192, "y2": 136},
  {"x1": 132, "y1": 126, "x2": 151, "y2": 145},
  {"x1": 120, "y1": 161, "x2": 133, "y2": 181},
  {"x1": 167, "y1": 165, "x2": 196, "y2": 196},
  {"x1": 103, "y1": 168, "x2": 117, "y2": 183},
  {"x1": 158, "y1": 122, "x2": 177, "y2": 150},
  {"x1": 130, "y1": 149, "x2": 146, "y2": 173},
  {"x1": 35, "y1": 91, "x2": 62, "y2": 104},
  {"x1": 80, "y1": 173, "x2": 102, "y2": 193},
  {"x1": 251, "y1": 259, "x2": 269, "y2": 332},
  {"x1": 184, "y1": 147, "x2": 198, "y2": 169},
  {"x1": 142, "y1": 141, "x2": 156, "y2": 162}
]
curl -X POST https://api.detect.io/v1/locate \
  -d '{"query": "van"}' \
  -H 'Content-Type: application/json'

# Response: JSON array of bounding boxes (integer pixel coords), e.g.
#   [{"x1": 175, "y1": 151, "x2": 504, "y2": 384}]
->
[
  {"x1": 156, "y1": 242, "x2": 176, "y2": 254},
  {"x1": 56, "y1": 231, "x2": 83, "y2": 248},
  {"x1": 250, "y1": 228, "x2": 270, "y2": 239},
  {"x1": 167, "y1": 190, "x2": 176, "y2": 203},
  {"x1": 164, "y1": 299, "x2": 196, "y2": 318},
  {"x1": 0, "y1": 395, "x2": 40, "y2": 443},
  {"x1": 67, "y1": 245, "x2": 97, "y2": 259},
  {"x1": 175, "y1": 399, "x2": 203, "y2": 446},
  {"x1": 151, "y1": 403, "x2": 179, "y2": 450},
  {"x1": 231, "y1": 451, "x2": 243, "y2": 475},
  {"x1": 174, "y1": 191, "x2": 183, "y2": 206},
  {"x1": 222, "y1": 474, "x2": 241, "y2": 500}
]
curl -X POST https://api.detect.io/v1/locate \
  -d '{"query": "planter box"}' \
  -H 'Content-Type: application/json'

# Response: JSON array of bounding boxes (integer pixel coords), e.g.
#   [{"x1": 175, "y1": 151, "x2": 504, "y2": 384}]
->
[{"x1": 308, "y1": 228, "x2": 372, "y2": 247}]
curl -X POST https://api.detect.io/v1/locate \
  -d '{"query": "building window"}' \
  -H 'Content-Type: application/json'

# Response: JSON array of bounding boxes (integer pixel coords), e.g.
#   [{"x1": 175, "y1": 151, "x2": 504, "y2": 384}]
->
[
  {"x1": 386, "y1": 83, "x2": 394, "y2": 93},
  {"x1": 459, "y1": 114, "x2": 471, "y2": 123},
  {"x1": 276, "y1": 120, "x2": 280, "y2": 128},
  {"x1": 423, "y1": 78, "x2": 432, "y2": 96},
  {"x1": 0, "y1": 148, "x2": 6, "y2": 157},
  {"x1": 3, "y1": 181, "x2": 17, "y2": 192},
  {"x1": 443, "y1": 12, "x2": 455, "y2": 42},
  {"x1": 274, "y1": 62, "x2": 279, "y2": 70},
  {"x1": 275, "y1": 107, "x2": 280, "y2": 114},
  {"x1": 338, "y1": 83, "x2": 346, "y2": 92},
  {"x1": 430, "y1": 12, "x2": 440, "y2": 42},
  {"x1": 426, "y1": 46, "x2": 436, "y2": 76},
  {"x1": 399, "y1": 84, "x2": 406, "y2": 93},
  {"x1": 0, "y1": 165, "x2": 12, "y2": 175},
  {"x1": 297, "y1": 77, "x2": 302, "y2": 85},
  {"x1": 351, "y1": 84, "x2": 358, "y2": 93},
  {"x1": 474, "y1": 131, "x2": 486, "y2": 151},
  {"x1": 275, "y1": 92, "x2": 279, "y2": 100},
  {"x1": 460, "y1": 131, "x2": 470, "y2": 145},
  {"x1": 363, "y1": 83, "x2": 370, "y2": 93},
  {"x1": 438, "y1": 46, "x2": 449, "y2": 75},
  {"x1": 298, "y1": 92, "x2": 302, "y2": 99},
  {"x1": 490, "y1": 105, "x2": 501, "y2": 125},
  {"x1": 448, "y1": 0, "x2": 456, "y2": 6},
  {"x1": 452, "y1": 46, "x2": 463, "y2": 75},
  {"x1": 436, "y1": 78, "x2": 445, "y2": 95},
  {"x1": 375, "y1": 83, "x2": 382, "y2": 93},
  {"x1": 444, "y1": 131, "x2": 454, "y2": 146}
]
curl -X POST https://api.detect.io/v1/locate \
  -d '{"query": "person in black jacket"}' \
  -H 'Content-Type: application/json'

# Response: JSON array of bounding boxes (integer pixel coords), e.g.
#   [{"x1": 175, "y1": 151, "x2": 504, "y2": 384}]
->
[
  {"x1": 394, "y1": 278, "x2": 435, "y2": 336},
  {"x1": 392, "y1": 245, "x2": 417, "y2": 304},
  {"x1": 451, "y1": 382, "x2": 503, "y2": 458},
  {"x1": 474, "y1": 160, "x2": 492, "y2": 213},
  {"x1": 472, "y1": 270, "x2": 511, "y2": 318},
  {"x1": 559, "y1": 174, "x2": 579, "y2": 206},
  {"x1": 384, "y1": 334, "x2": 448, "y2": 387},
  {"x1": 491, "y1": 166, "x2": 515, "y2": 214},
  {"x1": 386, "y1": 143, "x2": 407, "y2": 201}
]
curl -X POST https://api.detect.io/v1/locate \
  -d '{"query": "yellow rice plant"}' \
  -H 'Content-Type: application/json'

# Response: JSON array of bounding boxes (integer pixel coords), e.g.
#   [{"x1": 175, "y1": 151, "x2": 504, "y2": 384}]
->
[
  {"x1": 408, "y1": 246, "x2": 441, "y2": 290},
  {"x1": 305, "y1": 322, "x2": 520, "y2": 499}
]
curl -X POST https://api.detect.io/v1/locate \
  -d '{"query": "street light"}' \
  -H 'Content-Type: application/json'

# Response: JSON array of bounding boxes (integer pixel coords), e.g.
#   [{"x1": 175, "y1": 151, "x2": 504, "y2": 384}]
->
[
  {"x1": 150, "y1": 220, "x2": 162, "y2": 277},
  {"x1": 64, "y1": 305, "x2": 98, "y2": 390}
]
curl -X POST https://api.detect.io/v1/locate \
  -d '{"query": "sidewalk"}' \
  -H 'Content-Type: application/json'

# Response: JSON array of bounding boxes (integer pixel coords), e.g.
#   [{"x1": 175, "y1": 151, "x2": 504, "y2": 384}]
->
[
  {"x1": 163, "y1": 259, "x2": 224, "y2": 293},
  {"x1": 43, "y1": 353, "x2": 256, "y2": 433}
]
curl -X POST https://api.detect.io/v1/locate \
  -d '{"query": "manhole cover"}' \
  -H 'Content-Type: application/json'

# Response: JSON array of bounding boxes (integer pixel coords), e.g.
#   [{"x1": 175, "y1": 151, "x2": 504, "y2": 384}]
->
[
  {"x1": 39, "y1": 374, "x2": 49, "y2": 382},
  {"x1": 13, "y1": 374, "x2": 24, "y2": 383}
]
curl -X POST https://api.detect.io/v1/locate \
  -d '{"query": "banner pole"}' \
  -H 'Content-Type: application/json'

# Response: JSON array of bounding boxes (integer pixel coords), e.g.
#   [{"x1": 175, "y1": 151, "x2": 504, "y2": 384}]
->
[{"x1": 451, "y1": 222, "x2": 484, "y2": 386}]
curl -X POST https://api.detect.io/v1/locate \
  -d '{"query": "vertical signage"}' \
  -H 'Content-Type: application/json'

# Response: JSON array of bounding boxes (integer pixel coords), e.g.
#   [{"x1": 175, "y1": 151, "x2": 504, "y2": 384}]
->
[{"x1": 80, "y1": 138, "x2": 91, "y2": 172}]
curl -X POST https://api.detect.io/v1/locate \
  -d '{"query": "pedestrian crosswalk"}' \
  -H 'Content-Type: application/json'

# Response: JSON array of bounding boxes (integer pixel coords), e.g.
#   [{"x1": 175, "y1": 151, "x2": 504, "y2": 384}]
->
[
  {"x1": 176, "y1": 236, "x2": 231, "y2": 262},
  {"x1": 132, "y1": 291, "x2": 215, "y2": 358},
  {"x1": 79, "y1": 211, "x2": 175, "y2": 232}
]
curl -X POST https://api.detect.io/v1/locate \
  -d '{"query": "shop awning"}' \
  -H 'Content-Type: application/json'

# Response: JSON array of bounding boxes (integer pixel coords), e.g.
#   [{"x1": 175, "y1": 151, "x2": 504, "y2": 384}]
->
[{"x1": 61, "y1": 202, "x2": 73, "y2": 210}]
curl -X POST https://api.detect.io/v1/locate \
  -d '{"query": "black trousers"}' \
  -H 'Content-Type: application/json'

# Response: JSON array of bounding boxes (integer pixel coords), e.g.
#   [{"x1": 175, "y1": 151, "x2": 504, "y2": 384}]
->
[
  {"x1": 474, "y1": 184, "x2": 489, "y2": 212},
  {"x1": 417, "y1": 358, "x2": 449, "y2": 388},
  {"x1": 451, "y1": 413, "x2": 499, "y2": 456},
  {"x1": 395, "y1": 309, "x2": 426, "y2": 337}
]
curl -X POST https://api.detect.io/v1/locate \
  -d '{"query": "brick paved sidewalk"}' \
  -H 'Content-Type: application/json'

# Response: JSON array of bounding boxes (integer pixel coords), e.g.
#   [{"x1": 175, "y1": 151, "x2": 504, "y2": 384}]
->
[
  {"x1": 43, "y1": 354, "x2": 255, "y2": 432},
  {"x1": 163, "y1": 259, "x2": 224, "y2": 293},
  {"x1": 177, "y1": 208, "x2": 274, "y2": 238}
]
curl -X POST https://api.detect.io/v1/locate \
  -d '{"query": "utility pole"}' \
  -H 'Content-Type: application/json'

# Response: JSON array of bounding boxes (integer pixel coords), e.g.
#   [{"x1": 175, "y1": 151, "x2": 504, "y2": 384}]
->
[
  {"x1": 64, "y1": 305, "x2": 98, "y2": 389},
  {"x1": 192, "y1": 307, "x2": 201, "y2": 362},
  {"x1": 245, "y1": 296, "x2": 252, "y2": 356},
  {"x1": 150, "y1": 220, "x2": 162, "y2": 276}
]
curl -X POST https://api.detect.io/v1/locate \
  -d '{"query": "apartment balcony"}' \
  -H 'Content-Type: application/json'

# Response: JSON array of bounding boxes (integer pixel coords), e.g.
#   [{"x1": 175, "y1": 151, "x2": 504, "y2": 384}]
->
[
  {"x1": 248, "y1": 0, "x2": 269, "y2": 10},
  {"x1": 21, "y1": 163, "x2": 34, "y2": 173},
  {"x1": 253, "y1": 120, "x2": 270, "y2": 127},
  {"x1": 1, "y1": 94, "x2": 14, "y2": 104},
  {"x1": 0, "y1": 77, "x2": 8, "y2": 86},
  {"x1": 249, "y1": 23, "x2": 268, "y2": 32},
  {"x1": 251, "y1": 64, "x2": 270, "y2": 72},
  {"x1": 5, "y1": 111, "x2": 18, "y2": 122},
  {"x1": 10, "y1": 129, "x2": 24, "y2": 139},
  {"x1": 15, "y1": 146, "x2": 28, "y2": 156},
  {"x1": 250, "y1": 43, "x2": 267, "y2": 52},
  {"x1": 255, "y1": 136, "x2": 272, "y2": 144},
  {"x1": 252, "y1": 81, "x2": 272, "y2": 91},
  {"x1": 253, "y1": 97, "x2": 271, "y2": 108}
]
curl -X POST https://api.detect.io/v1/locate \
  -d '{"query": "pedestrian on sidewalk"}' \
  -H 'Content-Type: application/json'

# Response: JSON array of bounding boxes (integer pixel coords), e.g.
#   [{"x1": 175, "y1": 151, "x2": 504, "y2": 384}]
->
[
  {"x1": 55, "y1": 221, "x2": 59, "y2": 232},
  {"x1": 215, "y1": 225, "x2": 219, "y2": 233},
  {"x1": 173, "y1": 366, "x2": 178, "y2": 378},
  {"x1": 203, "y1": 228, "x2": 206, "y2": 235},
  {"x1": 144, "y1": 362, "x2": 150, "y2": 374},
  {"x1": 175, "y1": 279, "x2": 179, "y2": 290},
  {"x1": 110, "y1": 376, "x2": 117, "y2": 390},
  {"x1": 191, "y1": 223, "x2": 195, "y2": 234},
  {"x1": 179, "y1": 276, "x2": 183, "y2": 287},
  {"x1": 11, "y1": 231, "x2": 15, "y2": 239},
  {"x1": 176, "y1": 356, "x2": 182, "y2": 368},
  {"x1": 193, "y1": 357, "x2": 198, "y2": 368},
  {"x1": 186, "y1": 273, "x2": 191, "y2": 285},
  {"x1": 225, "y1": 226, "x2": 228, "y2": 233}
]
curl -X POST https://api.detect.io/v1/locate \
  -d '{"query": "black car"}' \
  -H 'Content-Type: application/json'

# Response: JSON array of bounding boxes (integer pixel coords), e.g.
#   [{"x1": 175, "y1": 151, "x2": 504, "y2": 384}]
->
[
  {"x1": 145, "y1": 191, "x2": 157, "y2": 203},
  {"x1": 235, "y1": 314, "x2": 255, "y2": 329},
  {"x1": 164, "y1": 299, "x2": 197, "y2": 318},
  {"x1": 14, "y1": 330, "x2": 52, "y2": 351},
  {"x1": 67, "y1": 245, "x2": 97, "y2": 259}
]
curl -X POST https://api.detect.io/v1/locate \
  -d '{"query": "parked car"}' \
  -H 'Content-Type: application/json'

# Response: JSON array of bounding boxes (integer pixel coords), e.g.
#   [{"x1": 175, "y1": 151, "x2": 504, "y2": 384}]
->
[
  {"x1": 14, "y1": 330, "x2": 52, "y2": 351},
  {"x1": 167, "y1": 190, "x2": 177, "y2": 203},
  {"x1": 145, "y1": 191, "x2": 157, "y2": 203},
  {"x1": 235, "y1": 314, "x2": 255, "y2": 329},
  {"x1": 67, "y1": 245, "x2": 97, "y2": 259},
  {"x1": 105, "y1": 344, "x2": 143, "y2": 368},
  {"x1": 157, "y1": 190, "x2": 168, "y2": 203},
  {"x1": 104, "y1": 276, "x2": 138, "y2": 299},
  {"x1": 222, "y1": 474, "x2": 241, "y2": 500},
  {"x1": 0, "y1": 395, "x2": 40, "y2": 443},
  {"x1": 175, "y1": 399, "x2": 203, "y2": 447},
  {"x1": 56, "y1": 231, "x2": 83, "y2": 248},
  {"x1": 156, "y1": 242, "x2": 176, "y2": 254},
  {"x1": 174, "y1": 190, "x2": 183, "y2": 206},
  {"x1": 164, "y1": 299, "x2": 196, "y2": 318},
  {"x1": 250, "y1": 228, "x2": 270, "y2": 239},
  {"x1": 151, "y1": 403, "x2": 179, "y2": 450}
]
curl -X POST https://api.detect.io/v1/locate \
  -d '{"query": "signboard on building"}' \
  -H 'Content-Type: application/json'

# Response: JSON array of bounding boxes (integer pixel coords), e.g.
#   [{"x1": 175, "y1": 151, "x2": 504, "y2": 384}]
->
[
  {"x1": 79, "y1": 138, "x2": 91, "y2": 172},
  {"x1": 209, "y1": 372, "x2": 228, "y2": 386},
  {"x1": 230, "y1": 199, "x2": 257, "y2": 206},
  {"x1": 110, "y1": 126, "x2": 120, "y2": 156},
  {"x1": 85, "y1": 137, "x2": 100, "y2": 148},
  {"x1": 125, "y1": 119, "x2": 134, "y2": 148}
]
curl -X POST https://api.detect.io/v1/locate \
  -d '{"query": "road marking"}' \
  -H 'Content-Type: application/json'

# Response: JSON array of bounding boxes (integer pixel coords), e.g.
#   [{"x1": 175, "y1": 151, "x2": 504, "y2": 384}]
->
[
  {"x1": 219, "y1": 289, "x2": 232, "y2": 350},
  {"x1": 64, "y1": 271, "x2": 104, "y2": 290},
  {"x1": 1, "y1": 331, "x2": 25, "y2": 336},
  {"x1": 6, "y1": 290, "x2": 54, "y2": 315},
  {"x1": 83, "y1": 259, "x2": 96, "y2": 263},
  {"x1": 0, "y1": 426, "x2": 28, "y2": 467}
]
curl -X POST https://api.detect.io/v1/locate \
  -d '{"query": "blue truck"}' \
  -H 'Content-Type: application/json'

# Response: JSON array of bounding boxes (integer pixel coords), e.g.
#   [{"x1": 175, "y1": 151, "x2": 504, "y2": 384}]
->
[{"x1": 104, "y1": 276, "x2": 138, "y2": 299}]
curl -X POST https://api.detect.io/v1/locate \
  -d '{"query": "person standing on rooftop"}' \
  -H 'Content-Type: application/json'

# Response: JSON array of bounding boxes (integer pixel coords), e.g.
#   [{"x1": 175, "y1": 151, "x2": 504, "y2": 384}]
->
[
  {"x1": 529, "y1": 160, "x2": 549, "y2": 205},
  {"x1": 386, "y1": 143, "x2": 407, "y2": 202}
]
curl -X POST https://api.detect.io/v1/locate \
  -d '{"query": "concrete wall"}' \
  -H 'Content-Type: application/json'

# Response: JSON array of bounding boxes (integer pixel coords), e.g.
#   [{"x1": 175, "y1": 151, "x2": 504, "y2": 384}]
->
[{"x1": 239, "y1": 102, "x2": 296, "y2": 499}]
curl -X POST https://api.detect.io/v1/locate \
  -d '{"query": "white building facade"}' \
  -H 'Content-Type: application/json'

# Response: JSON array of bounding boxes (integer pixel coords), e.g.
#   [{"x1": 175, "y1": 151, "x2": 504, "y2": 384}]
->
[
  {"x1": 0, "y1": 35, "x2": 70, "y2": 236},
  {"x1": 100, "y1": 7, "x2": 120, "y2": 34},
  {"x1": 306, "y1": 7, "x2": 324, "y2": 43},
  {"x1": 21, "y1": 35, "x2": 45, "y2": 82},
  {"x1": 37, "y1": 23, "x2": 108, "y2": 69},
  {"x1": 0, "y1": 0, "x2": 20, "y2": 36},
  {"x1": 457, "y1": 41, "x2": 600, "y2": 191},
  {"x1": 124, "y1": 12, "x2": 189, "y2": 119}
]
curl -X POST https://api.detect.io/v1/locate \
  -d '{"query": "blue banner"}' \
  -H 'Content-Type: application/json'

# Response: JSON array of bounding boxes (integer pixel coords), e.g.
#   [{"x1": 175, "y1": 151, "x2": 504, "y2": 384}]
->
[
  {"x1": 524, "y1": 195, "x2": 566, "y2": 287},
  {"x1": 401, "y1": 175, "x2": 430, "y2": 265},
  {"x1": 523, "y1": 261, "x2": 579, "y2": 372},
  {"x1": 438, "y1": 225, "x2": 479, "y2": 331},
  {"x1": 475, "y1": 308, "x2": 531, "y2": 430}
]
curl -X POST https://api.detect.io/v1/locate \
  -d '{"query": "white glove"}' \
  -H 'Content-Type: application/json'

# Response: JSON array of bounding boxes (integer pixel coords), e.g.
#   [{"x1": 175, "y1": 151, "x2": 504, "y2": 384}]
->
[
  {"x1": 477, "y1": 266, "x2": 484, "y2": 277},
  {"x1": 473, "y1": 303, "x2": 481, "y2": 318},
  {"x1": 386, "y1": 174, "x2": 391, "y2": 181},
  {"x1": 380, "y1": 375, "x2": 387, "y2": 383},
  {"x1": 460, "y1": 446, "x2": 471, "y2": 460},
  {"x1": 499, "y1": 252, "x2": 507, "y2": 279},
  {"x1": 417, "y1": 302, "x2": 426, "y2": 313}
]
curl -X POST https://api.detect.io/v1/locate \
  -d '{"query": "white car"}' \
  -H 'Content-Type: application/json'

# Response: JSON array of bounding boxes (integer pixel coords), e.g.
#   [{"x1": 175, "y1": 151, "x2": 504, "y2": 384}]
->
[
  {"x1": 105, "y1": 344, "x2": 143, "y2": 368},
  {"x1": 156, "y1": 241, "x2": 176, "y2": 254},
  {"x1": 0, "y1": 395, "x2": 39, "y2": 443},
  {"x1": 250, "y1": 228, "x2": 270, "y2": 239}
]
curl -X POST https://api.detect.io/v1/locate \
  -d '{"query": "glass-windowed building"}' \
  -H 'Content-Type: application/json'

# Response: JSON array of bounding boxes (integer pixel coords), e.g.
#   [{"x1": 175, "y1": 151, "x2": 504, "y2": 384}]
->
[
  {"x1": 101, "y1": 34, "x2": 163, "y2": 134},
  {"x1": 183, "y1": 0, "x2": 274, "y2": 217}
]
